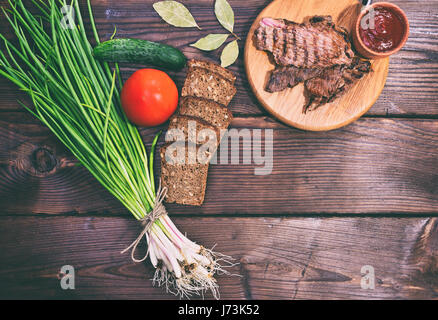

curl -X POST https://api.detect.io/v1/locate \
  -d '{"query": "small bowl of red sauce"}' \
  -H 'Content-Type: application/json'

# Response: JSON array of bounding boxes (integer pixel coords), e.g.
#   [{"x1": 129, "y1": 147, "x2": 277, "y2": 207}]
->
[{"x1": 352, "y1": 2, "x2": 409, "y2": 59}]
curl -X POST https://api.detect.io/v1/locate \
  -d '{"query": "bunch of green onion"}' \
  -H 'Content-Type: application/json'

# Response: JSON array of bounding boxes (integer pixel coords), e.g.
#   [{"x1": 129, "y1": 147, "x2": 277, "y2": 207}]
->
[{"x1": 0, "y1": 0, "x2": 234, "y2": 298}]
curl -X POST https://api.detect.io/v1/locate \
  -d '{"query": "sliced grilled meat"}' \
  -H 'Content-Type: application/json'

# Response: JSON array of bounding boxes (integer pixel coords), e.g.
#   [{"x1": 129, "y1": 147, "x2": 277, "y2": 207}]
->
[
  {"x1": 266, "y1": 66, "x2": 323, "y2": 92},
  {"x1": 303, "y1": 58, "x2": 372, "y2": 113},
  {"x1": 255, "y1": 16, "x2": 354, "y2": 68}
]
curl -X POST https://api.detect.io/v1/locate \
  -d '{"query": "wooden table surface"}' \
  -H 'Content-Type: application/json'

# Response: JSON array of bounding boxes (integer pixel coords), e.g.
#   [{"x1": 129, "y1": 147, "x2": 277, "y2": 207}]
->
[{"x1": 0, "y1": 0, "x2": 437, "y2": 299}]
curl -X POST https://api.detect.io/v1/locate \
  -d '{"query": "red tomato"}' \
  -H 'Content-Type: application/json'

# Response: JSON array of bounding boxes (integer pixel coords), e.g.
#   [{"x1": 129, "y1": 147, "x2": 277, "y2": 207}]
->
[{"x1": 121, "y1": 69, "x2": 178, "y2": 127}]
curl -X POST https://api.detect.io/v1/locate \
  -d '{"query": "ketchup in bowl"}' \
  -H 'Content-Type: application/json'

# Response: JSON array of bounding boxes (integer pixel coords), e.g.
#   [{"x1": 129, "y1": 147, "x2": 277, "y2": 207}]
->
[{"x1": 359, "y1": 7, "x2": 404, "y2": 53}]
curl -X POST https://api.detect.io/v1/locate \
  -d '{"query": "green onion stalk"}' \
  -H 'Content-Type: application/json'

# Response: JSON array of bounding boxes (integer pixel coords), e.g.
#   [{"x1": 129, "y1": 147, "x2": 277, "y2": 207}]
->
[{"x1": 0, "y1": 0, "x2": 235, "y2": 299}]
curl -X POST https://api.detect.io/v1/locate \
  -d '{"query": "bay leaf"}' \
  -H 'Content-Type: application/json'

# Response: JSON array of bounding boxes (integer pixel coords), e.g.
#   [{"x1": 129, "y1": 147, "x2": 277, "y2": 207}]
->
[
  {"x1": 214, "y1": 0, "x2": 234, "y2": 33},
  {"x1": 220, "y1": 40, "x2": 239, "y2": 67},
  {"x1": 153, "y1": 1, "x2": 201, "y2": 29},
  {"x1": 190, "y1": 33, "x2": 229, "y2": 51}
]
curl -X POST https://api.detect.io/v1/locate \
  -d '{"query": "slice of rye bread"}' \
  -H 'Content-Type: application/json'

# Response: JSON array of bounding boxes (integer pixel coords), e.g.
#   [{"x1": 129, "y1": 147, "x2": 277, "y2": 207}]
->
[
  {"x1": 178, "y1": 96, "x2": 233, "y2": 131},
  {"x1": 166, "y1": 114, "x2": 221, "y2": 146},
  {"x1": 181, "y1": 64, "x2": 237, "y2": 106},
  {"x1": 160, "y1": 143, "x2": 210, "y2": 206},
  {"x1": 187, "y1": 59, "x2": 236, "y2": 85}
]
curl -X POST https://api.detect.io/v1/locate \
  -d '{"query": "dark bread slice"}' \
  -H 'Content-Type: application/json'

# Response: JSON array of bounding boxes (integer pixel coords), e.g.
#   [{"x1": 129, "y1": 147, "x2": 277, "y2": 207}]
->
[
  {"x1": 166, "y1": 114, "x2": 221, "y2": 146},
  {"x1": 160, "y1": 143, "x2": 210, "y2": 206},
  {"x1": 178, "y1": 96, "x2": 233, "y2": 131},
  {"x1": 187, "y1": 59, "x2": 236, "y2": 84},
  {"x1": 161, "y1": 60, "x2": 236, "y2": 207},
  {"x1": 181, "y1": 67, "x2": 237, "y2": 106}
]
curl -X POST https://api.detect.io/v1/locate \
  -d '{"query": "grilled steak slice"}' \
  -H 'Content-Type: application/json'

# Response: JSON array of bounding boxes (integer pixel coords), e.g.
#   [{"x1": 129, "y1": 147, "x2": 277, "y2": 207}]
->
[
  {"x1": 266, "y1": 66, "x2": 323, "y2": 92},
  {"x1": 254, "y1": 16, "x2": 354, "y2": 68},
  {"x1": 303, "y1": 58, "x2": 372, "y2": 113}
]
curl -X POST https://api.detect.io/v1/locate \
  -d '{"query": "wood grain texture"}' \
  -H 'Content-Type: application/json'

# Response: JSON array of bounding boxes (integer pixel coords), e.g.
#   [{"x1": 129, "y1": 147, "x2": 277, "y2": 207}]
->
[
  {"x1": 1, "y1": 112, "x2": 438, "y2": 215},
  {"x1": 0, "y1": 215, "x2": 437, "y2": 299},
  {"x1": 0, "y1": 0, "x2": 436, "y2": 116},
  {"x1": 244, "y1": 0, "x2": 389, "y2": 131},
  {"x1": 0, "y1": 0, "x2": 437, "y2": 301}
]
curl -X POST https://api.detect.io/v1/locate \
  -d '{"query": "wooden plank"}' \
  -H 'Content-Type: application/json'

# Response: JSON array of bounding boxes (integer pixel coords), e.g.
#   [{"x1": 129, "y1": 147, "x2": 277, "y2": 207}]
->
[
  {"x1": 0, "y1": 0, "x2": 436, "y2": 116},
  {"x1": 0, "y1": 215, "x2": 436, "y2": 299},
  {"x1": 1, "y1": 112, "x2": 438, "y2": 215}
]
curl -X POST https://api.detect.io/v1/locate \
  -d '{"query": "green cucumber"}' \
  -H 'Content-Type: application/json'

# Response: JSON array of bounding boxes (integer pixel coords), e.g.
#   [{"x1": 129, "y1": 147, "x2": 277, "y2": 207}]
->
[{"x1": 93, "y1": 38, "x2": 186, "y2": 71}]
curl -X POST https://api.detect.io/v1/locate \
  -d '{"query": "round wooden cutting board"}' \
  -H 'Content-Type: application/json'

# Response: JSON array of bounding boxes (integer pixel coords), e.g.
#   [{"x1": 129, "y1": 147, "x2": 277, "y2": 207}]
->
[{"x1": 244, "y1": 0, "x2": 389, "y2": 131}]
